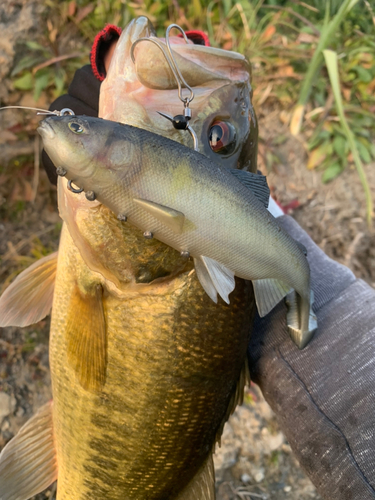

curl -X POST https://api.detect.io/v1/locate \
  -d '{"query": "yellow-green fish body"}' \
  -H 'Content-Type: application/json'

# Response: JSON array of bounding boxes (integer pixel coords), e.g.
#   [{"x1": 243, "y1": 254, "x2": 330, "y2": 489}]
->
[{"x1": 51, "y1": 199, "x2": 254, "y2": 499}]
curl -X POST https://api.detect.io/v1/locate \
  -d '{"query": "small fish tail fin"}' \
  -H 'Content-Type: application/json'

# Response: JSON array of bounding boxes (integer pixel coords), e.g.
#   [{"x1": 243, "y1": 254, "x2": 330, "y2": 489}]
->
[
  {"x1": 0, "y1": 252, "x2": 58, "y2": 327},
  {"x1": 0, "y1": 401, "x2": 58, "y2": 500},
  {"x1": 286, "y1": 290, "x2": 317, "y2": 349}
]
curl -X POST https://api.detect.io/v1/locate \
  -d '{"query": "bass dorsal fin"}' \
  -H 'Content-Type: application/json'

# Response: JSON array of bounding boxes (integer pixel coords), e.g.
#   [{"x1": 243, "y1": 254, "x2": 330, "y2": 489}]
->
[
  {"x1": 0, "y1": 252, "x2": 57, "y2": 327},
  {"x1": 66, "y1": 284, "x2": 107, "y2": 392},
  {"x1": 0, "y1": 401, "x2": 57, "y2": 500}
]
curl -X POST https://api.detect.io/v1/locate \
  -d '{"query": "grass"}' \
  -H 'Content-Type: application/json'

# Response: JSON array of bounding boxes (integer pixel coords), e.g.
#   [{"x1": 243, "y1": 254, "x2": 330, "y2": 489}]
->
[{"x1": 3, "y1": 0, "x2": 375, "y2": 222}]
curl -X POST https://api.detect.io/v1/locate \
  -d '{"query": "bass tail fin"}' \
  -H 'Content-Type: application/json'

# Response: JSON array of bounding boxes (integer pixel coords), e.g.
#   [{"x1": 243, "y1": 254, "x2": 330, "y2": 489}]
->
[
  {"x1": 0, "y1": 401, "x2": 57, "y2": 500},
  {"x1": 0, "y1": 252, "x2": 58, "y2": 327}
]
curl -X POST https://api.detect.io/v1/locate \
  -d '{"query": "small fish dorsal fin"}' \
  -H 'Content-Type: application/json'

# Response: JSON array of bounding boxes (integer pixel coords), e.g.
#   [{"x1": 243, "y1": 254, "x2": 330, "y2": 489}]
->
[
  {"x1": 229, "y1": 169, "x2": 270, "y2": 208},
  {"x1": 252, "y1": 278, "x2": 292, "y2": 317},
  {"x1": 66, "y1": 284, "x2": 107, "y2": 392},
  {"x1": 194, "y1": 256, "x2": 235, "y2": 304},
  {"x1": 133, "y1": 198, "x2": 185, "y2": 234},
  {"x1": 175, "y1": 454, "x2": 215, "y2": 500},
  {"x1": 0, "y1": 252, "x2": 58, "y2": 327},
  {"x1": 0, "y1": 401, "x2": 57, "y2": 500}
]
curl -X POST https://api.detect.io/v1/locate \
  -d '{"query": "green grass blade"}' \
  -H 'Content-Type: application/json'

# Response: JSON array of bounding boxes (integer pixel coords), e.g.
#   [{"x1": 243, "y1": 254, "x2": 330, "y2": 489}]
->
[
  {"x1": 323, "y1": 49, "x2": 373, "y2": 226},
  {"x1": 290, "y1": 0, "x2": 360, "y2": 135}
]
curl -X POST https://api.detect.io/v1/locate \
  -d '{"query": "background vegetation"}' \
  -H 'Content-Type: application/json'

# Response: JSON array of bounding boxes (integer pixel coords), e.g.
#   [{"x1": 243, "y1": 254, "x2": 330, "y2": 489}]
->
[{"x1": 5, "y1": 0, "x2": 375, "y2": 221}]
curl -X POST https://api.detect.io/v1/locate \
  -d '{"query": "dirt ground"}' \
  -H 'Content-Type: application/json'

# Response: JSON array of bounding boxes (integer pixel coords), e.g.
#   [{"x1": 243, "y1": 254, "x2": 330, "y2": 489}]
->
[{"x1": 1, "y1": 2, "x2": 375, "y2": 499}]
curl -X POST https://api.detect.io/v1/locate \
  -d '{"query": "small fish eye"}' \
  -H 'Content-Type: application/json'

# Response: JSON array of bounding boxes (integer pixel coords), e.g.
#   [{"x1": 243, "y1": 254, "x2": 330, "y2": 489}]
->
[
  {"x1": 68, "y1": 122, "x2": 84, "y2": 134},
  {"x1": 209, "y1": 121, "x2": 236, "y2": 155}
]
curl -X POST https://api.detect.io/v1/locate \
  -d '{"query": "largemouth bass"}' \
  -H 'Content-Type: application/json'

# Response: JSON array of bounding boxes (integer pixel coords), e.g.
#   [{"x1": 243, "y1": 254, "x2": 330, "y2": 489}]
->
[{"x1": 0, "y1": 16, "x2": 264, "y2": 500}]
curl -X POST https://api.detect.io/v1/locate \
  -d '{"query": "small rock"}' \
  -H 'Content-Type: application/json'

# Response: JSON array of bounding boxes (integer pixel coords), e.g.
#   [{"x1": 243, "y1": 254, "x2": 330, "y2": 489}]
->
[
  {"x1": 1, "y1": 419, "x2": 10, "y2": 431},
  {"x1": 241, "y1": 473, "x2": 251, "y2": 484},
  {"x1": 16, "y1": 406, "x2": 25, "y2": 417},
  {"x1": 0, "y1": 392, "x2": 16, "y2": 419},
  {"x1": 284, "y1": 485, "x2": 292, "y2": 493},
  {"x1": 254, "y1": 470, "x2": 265, "y2": 483},
  {"x1": 268, "y1": 431, "x2": 285, "y2": 451}
]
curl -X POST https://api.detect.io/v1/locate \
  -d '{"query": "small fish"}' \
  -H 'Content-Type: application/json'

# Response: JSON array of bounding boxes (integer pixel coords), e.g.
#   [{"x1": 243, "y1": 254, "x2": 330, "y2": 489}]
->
[{"x1": 38, "y1": 114, "x2": 316, "y2": 347}]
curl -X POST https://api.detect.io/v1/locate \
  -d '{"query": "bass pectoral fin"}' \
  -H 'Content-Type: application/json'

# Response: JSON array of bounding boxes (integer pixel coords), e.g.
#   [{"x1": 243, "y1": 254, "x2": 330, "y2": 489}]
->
[
  {"x1": 66, "y1": 284, "x2": 107, "y2": 392},
  {"x1": 175, "y1": 454, "x2": 215, "y2": 500},
  {"x1": 133, "y1": 198, "x2": 185, "y2": 234},
  {"x1": 0, "y1": 401, "x2": 57, "y2": 500},
  {"x1": 0, "y1": 252, "x2": 58, "y2": 327},
  {"x1": 252, "y1": 278, "x2": 292, "y2": 317},
  {"x1": 194, "y1": 256, "x2": 235, "y2": 304}
]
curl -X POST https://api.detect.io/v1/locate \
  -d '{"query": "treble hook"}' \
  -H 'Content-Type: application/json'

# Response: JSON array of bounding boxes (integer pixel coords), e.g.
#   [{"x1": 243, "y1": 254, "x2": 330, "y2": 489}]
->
[{"x1": 130, "y1": 24, "x2": 199, "y2": 151}]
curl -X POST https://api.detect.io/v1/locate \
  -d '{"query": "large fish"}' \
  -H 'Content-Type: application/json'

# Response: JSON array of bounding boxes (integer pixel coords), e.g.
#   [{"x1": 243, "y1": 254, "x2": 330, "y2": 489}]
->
[{"x1": 0, "y1": 16, "x2": 314, "y2": 500}]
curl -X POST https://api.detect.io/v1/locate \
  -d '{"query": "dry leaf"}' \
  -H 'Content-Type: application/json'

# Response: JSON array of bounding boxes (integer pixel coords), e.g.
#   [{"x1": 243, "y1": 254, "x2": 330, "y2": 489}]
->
[
  {"x1": 68, "y1": 1, "x2": 76, "y2": 17},
  {"x1": 307, "y1": 144, "x2": 330, "y2": 170},
  {"x1": 76, "y1": 4, "x2": 94, "y2": 23},
  {"x1": 279, "y1": 110, "x2": 291, "y2": 125},
  {"x1": 260, "y1": 25, "x2": 276, "y2": 42}
]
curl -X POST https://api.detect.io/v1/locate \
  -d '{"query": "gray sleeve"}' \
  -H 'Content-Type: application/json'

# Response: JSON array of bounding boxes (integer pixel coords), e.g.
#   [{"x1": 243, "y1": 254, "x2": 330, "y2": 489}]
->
[{"x1": 248, "y1": 215, "x2": 375, "y2": 500}]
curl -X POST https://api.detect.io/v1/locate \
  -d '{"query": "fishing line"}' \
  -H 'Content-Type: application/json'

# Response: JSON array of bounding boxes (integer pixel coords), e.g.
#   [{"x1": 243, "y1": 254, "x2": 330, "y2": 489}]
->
[
  {"x1": 0, "y1": 106, "x2": 75, "y2": 116},
  {"x1": 130, "y1": 25, "x2": 199, "y2": 151}
]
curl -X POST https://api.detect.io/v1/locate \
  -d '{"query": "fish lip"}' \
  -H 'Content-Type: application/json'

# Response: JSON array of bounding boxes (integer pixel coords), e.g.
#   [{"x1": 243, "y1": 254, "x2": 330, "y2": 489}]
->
[{"x1": 37, "y1": 119, "x2": 55, "y2": 140}]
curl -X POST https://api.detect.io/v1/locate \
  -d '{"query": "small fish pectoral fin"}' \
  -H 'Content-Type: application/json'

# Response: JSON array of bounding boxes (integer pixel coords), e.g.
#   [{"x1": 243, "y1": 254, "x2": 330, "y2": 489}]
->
[
  {"x1": 286, "y1": 290, "x2": 317, "y2": 349},
  {"x1": 133, "y1": 198, "x2": 185, "y2": 234},
  {"x1": 66, "y1": 284, "x2": 107, "y2": 392},
  {"x1": 253, "y1": 278, "x2": 292, "y2": 317},
  {"x1": 193, "y1": 258, "x2": 218, "y2": 304},
  {"x1": 229, "y1": 169, "x2": 270, "y2": 208},
  {"x1": 194, "y1": 256, "x2": 235, "y2": 304},
  {"x1": 175, "y1": 454, "x2": 215, "y2": 500},
  {"x1": 0, "y1": 401, "x2": 57, "y2": 500},
  {"x1": 0, "y1": 252, "x2": 58, "y2": 327}
]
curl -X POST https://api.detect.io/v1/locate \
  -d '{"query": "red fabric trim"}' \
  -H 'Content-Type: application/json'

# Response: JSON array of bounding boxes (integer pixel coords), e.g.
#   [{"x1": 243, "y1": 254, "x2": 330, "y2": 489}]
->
[
  {"x1": 182, "y1": 30, "x2": 210, "y2": 46},
  {"x1": 90, "y1": 24, "x2": 122, "y2": 81},
  {"x1": 90, "y1": 26, "x2": 210, "y2": 82}
]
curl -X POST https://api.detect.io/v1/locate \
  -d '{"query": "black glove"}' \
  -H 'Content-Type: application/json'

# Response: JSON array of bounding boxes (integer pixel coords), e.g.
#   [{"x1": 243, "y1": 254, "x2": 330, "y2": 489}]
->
[
  {"x1": 249, "y1": 215, "x2": 375, "y2": 500},
  {"x1": 41, "y1": 24, "x2": 122, "y2": 184}
]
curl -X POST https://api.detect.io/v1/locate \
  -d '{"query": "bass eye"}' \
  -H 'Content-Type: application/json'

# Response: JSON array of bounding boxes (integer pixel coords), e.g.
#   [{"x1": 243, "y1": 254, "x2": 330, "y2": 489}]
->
[
  {"x1": 209, "y1": 121, "x2": 236, "y2": 154},
  {"x1": 68, "y1": 122, "x2": 84, "y2": 134}
]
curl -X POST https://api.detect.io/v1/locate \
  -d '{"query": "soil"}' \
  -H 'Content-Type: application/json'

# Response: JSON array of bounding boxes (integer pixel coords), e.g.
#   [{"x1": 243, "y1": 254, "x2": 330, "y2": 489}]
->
[{"x1": 0, "y1": 2, "x2": 374, "y2": 499}]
